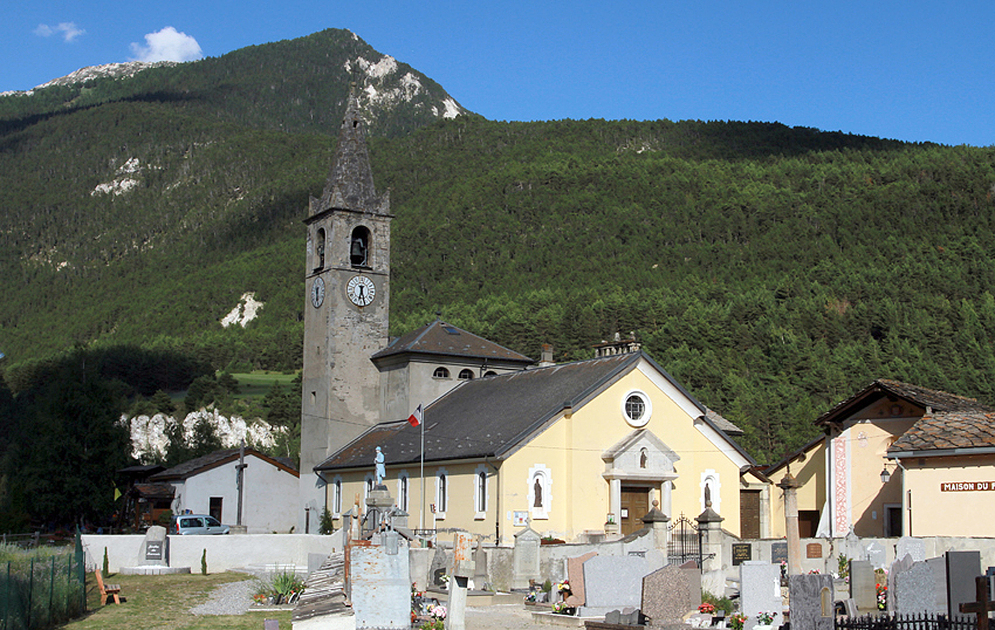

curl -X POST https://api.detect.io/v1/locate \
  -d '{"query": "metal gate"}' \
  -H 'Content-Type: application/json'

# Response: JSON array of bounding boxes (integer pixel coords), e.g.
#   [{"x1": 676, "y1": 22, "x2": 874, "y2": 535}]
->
[{"x1": 667, "y1": 513, "x2": 702, "y2": 567}]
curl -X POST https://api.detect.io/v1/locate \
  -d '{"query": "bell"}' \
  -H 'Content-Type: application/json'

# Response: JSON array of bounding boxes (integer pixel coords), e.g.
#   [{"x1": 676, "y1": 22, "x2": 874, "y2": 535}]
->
[{"x1": 350, "y1": 237, "x2": 367, "y2": 266}]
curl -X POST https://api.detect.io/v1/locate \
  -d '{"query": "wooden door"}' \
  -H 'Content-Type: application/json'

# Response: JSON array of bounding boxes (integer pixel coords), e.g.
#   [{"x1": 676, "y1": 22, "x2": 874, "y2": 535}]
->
[
  {"x1": 620, "y1": 486, "x2": 650, "y2": 536},
  {"x1": 740, "y1": 490, "x2": 761, "y2": 539}
]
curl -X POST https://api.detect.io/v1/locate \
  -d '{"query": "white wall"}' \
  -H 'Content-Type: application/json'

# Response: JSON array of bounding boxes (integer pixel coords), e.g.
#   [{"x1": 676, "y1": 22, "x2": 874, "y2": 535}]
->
[
  {"x1": 82, "y1": 534, "x2": 338, "y2": 573},
  {"x1": 172, "y1": 453, "x2": 299, "y2": 533}
]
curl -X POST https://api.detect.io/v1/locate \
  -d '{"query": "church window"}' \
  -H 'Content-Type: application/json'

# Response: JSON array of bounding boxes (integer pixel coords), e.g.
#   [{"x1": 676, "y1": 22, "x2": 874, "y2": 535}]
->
[
  {"x1": 435, "y1": 469, "x2": 449, "y2": 517},
  {"x1": 433, "y1": 367, "x2": 450, "y2": 379},
  {"x1": 621, "y1": 390, "x2": 652, "y2": 427},
  {"x1": 350, "y1": 226, "x2": 370, "y2": 267},
  {"x1": 332, "y1": 477, "x2": 342, "y2": 515},
  {"x1": 458, "y1": 369, "x2": 474, "y2": 381},
  {"x1": 474, "y1": 465, "x2": 488, "y2": 518},
  {"x1": 315, "y1": 228, "x2": 326, "y2": 270},
  {"x1": 398, "y1": 472, "x2": 410, "y2": 512}
]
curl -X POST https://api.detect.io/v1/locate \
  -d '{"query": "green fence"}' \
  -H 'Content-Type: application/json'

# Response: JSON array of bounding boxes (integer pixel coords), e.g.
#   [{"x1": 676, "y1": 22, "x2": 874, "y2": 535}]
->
[{"x1": 0, "y1": 535, "x2": 86, "y2": 630}]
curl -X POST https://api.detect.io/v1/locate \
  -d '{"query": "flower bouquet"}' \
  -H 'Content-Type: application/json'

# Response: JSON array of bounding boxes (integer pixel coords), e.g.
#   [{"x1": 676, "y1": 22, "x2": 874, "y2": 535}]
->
[{"x1": 699, "y1": 603, "x2": 716, "y2": 615}]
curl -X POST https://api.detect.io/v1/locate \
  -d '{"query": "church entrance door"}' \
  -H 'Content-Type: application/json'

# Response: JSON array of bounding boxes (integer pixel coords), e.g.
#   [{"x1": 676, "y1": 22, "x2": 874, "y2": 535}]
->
[{"x1": 620, "y1": 486, "x2": 650, "y2": 536}]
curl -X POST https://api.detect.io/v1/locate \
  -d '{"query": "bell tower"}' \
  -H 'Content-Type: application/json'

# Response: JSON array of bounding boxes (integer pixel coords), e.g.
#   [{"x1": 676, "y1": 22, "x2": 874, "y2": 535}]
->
[{"x1": 299, "y1": 93, "x2": 391, "y2": 529}]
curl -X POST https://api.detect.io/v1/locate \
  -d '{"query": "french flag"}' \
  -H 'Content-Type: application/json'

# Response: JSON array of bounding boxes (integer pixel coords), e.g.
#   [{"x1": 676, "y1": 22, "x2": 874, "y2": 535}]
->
[{"x1": 407, "y1": 403, "x2": 423, "y2": 427}]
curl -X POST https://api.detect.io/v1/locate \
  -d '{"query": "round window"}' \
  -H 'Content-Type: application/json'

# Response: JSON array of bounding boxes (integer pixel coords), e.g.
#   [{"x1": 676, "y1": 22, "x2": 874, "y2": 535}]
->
[{"x1": 621, "y1": 390, "x2": 652, "y2": 427}]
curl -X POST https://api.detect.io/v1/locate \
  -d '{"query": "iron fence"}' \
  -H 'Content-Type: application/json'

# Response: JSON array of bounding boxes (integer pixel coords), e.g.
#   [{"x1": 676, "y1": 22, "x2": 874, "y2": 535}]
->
[
  {"x1": 0, "y1": 535, "x2": 86, "y2": 630},
  {"x1": 667, "y1": 513, "x2": 702, "y2": 567},
  {"x1": 837, "y1": 613, "x2": 978, "y2": 630}
]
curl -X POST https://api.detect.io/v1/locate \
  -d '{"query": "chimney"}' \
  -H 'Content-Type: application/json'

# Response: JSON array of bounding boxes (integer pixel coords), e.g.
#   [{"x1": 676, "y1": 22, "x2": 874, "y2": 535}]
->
[{"x1": 539, "y1": 344, "x2": 555, "y2": 367}]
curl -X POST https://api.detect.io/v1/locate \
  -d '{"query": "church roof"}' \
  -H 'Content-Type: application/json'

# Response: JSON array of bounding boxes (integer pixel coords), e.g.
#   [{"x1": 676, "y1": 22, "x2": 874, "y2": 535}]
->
[
  {"x1": 371, "y1": 318, "x2": 533, "y2": 364},
  {"x1": 888, "y1": 410, "x2": 995, "y2": 456},
  {"x1": 151, "y1": 448, "x2": 299, "y2": 481},
  {"x1": 814, "y1": 378, "x2": 992, "y2": 428},
  {"x1": 316, "y1": 351, "x2": 725, "y2": 471}
]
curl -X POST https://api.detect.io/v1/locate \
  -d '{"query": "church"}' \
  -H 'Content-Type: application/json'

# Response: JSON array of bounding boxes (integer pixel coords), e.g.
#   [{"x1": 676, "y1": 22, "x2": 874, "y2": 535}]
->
[{"x1": 298, "y1": 95, "x2": 767, "y2": 542}]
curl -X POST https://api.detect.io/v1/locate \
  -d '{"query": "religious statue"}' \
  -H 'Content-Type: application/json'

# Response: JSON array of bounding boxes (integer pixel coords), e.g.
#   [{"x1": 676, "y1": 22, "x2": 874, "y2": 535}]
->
[
  {"x1": 374, "y1": 446, "x2": 386, "y2": 486},
  {"x1": 533, "y1": 477, "x2": 543, "y2": 508}
]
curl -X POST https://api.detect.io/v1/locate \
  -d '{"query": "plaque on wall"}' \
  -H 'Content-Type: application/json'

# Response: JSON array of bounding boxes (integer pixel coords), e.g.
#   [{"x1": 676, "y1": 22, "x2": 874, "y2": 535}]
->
[
  {"x1": 732, "y1": 543, "x2": 752, "y2": 566},
  {"x1": 145, "y1": 541, "x2": 163, "y2": 561},
  {"x1": 771, "y1": 541, "x2": 788, "y2": 564},
  {"x1": 806, "y1": 542, "x2": 823, "y2": 559}
]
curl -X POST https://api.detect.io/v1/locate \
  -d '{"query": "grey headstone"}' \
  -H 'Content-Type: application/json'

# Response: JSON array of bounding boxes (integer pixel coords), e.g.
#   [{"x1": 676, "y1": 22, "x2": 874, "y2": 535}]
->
[
  {"x1": 739, "y1": 561, "x2": 783, "y2": 629},
  {"x1": 352, "y1": 541, "x2": 410, "y2": 630},
  {"x1": 789, "y1": 573, "x2": 834, "y2": 630},
  {"x1": 896, "y1": 561, "x2": 944, "y2": 615},
  {"x1": 844, "y1": 530, "x2": 865, "y2": 561},
  {"x1": 946, "y1": 550, "x2": 981, "y2": 620},
  {"x1": 928, "y1": 557, "x2": 948, "y2": 613},
  {"x1": 512, "y1": 527, "x2": 541, "y2": 590},
  {"x1": 642, "y1": 562, "x2": 701, "y2": 625},
  {"x1": 864, "y1": 541, "x2": 887, "y2": 570},
  {"x1": 888, "y1": 554, "x2": 914, "y2": 612},
  {"x1": 843, "y1": 599, "x2": 858, "y2": 617},
  {"x1": 580, "y1": 555, "x2": 652, "y2": 617},
  {"x1": 139, "y1": 525, "x2": 168, "y2": 567},
  {"x1": 896, "y1": 537, "x2": 926, "y2": 564},
  {"x1": 850, "y1": 560, "x2": 877, "y2": 614},
  {"x1": 430, "y1": 548, "x2": 449, "y2": 586},
  {"x1": 606, "y1": 610, "x2": 622, "y2": 624}
]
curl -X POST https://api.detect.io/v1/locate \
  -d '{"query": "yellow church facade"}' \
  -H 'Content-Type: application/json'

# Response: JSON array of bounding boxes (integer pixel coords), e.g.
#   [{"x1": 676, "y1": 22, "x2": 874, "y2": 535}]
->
[{"x1": 317, "y1": 349, "x2": 761, "y2": 544}]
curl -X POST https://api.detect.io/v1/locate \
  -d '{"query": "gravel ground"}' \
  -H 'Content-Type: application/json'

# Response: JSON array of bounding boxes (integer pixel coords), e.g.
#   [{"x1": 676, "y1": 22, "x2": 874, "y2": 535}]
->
[{"x1": 189, "y1": 578, "x2": 259, "y2": 616}]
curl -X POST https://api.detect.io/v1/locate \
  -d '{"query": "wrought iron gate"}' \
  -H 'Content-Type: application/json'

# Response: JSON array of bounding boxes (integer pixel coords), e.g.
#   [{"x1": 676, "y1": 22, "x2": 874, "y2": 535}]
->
[{"x1": 668, "y1": 513, "x2": 702, "y2": 566}]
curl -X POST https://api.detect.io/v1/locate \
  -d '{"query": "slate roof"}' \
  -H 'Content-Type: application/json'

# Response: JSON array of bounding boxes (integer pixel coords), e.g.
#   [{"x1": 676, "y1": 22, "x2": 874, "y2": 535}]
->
[
  {"x1": 888, "y1": 411, "x2": 995, "y2": 455},
  {"x1": 705, "y1": 408, "x2": 743, "y2": 436},
  {"x1": 316, "y1": 351, "x2": 733, "y2": 472},
  {"x1": 815, "y1": 378, "x2": 992, "y2": 427},
  {"x1": 130, "y1": 483, "x2": 175, "y2": 500},
  {"x1": 151, "y1": 448, "x2": 299, "y2": 482},
  {"x1": 371, "y1": 318, "x2": 533, "y2": 364}
]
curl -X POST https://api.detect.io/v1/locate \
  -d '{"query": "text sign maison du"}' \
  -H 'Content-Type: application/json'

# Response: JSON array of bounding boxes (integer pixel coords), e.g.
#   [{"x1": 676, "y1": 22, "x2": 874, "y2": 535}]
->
[{"x1": 941, "y1": 481, "x2": 995, "y2": 492}]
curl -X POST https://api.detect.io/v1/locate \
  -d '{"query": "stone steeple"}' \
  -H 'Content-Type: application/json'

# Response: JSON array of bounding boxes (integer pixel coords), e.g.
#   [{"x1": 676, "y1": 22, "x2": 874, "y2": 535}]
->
[{"x1": 310, "y1": 92, "x2": 389, "y2": 218}]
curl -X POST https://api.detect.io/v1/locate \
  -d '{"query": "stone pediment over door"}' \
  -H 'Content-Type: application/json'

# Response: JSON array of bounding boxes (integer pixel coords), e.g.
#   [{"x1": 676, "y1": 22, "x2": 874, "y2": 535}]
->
[{"x1": 602, "y1": 429, "x2": 680, "y2": 527}]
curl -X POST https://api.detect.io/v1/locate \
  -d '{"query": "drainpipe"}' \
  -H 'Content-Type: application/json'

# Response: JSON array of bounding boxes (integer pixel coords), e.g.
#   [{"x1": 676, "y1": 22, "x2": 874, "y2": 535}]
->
[{"x1": 485, "y1": 457, "x2": 500, "y2": 544}]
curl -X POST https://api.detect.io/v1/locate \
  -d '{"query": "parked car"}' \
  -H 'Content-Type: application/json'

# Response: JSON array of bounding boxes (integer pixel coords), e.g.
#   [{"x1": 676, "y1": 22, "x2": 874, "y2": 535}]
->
[{"x1": 171, "y1": 514, "x2": 230, "y2": 535}]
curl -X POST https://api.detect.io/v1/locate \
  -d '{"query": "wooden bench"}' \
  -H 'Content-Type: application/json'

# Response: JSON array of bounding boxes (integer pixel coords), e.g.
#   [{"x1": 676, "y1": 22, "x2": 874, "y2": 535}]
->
[{"x1": 95, "y1": 569, "x2": 123, "y2": 605}]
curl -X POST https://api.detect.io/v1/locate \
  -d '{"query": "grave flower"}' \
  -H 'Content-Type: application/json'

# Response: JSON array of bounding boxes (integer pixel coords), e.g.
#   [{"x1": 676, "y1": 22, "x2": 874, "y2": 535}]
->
[
  {"x1": 557, "y1": 580, "x2": 571, "y2": 593},
  {"x1": 431, "y1": 605, "x2": 447, "y2": 620},
  {"x1": 699, "y1": 603, "x2": 716, "y2": 614},
  {"x1": 756, "y1": 611, "x2": 776, "y2": 625},
  {"x1": 729, "y1": 613, "x2": 747, "y2": 630}
]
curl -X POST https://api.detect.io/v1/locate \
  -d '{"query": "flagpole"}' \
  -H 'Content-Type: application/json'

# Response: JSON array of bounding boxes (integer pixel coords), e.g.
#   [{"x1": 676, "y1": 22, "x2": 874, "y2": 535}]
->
[{"x1": 420, "y1": 405, "x2": 425, "y2": 532}]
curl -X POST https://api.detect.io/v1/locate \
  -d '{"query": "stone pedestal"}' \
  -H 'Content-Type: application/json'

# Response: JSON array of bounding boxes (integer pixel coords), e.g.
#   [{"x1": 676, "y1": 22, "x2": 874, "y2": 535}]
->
[
  {"x1": 696, "y1": 506, "x2": 724, "y2": 596},
  {"x1": 778, "y1": 473, "x2": 802, "y2": 576}
]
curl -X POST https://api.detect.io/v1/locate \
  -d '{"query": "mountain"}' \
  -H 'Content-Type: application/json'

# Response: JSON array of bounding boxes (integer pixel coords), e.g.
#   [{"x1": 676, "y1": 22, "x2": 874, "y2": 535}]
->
[{"x1": 3, "y1": 28, "x2": 995, "y2": 466}]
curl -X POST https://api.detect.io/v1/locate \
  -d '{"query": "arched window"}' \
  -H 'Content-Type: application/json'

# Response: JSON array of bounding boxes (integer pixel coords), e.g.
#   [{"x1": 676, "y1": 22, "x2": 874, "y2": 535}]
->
[
  {"x1": 435, "y1": 470, "x2": 449, "y2": 516},
  {"x1": 333, "y1": 477, "x2": 342, "y2": 515},
  {"x1": 315, "y1": 228, "x2": 326, "y2": 270},
  {"x1": 398, "y1": 472, "x2": 409, "y2": 512},
  {"x1": 474, "y1": 465, "x2": 488, "y2": 518},
  {"x1": 483, "y1": 371, "x2": 497, "y2": 377},
  {"x1": 433, "y1": 367, "x2": 450, "y2": 379},
  {"x1": 350, "y1": 226, "x2": 370, "y2": 267},
  {"x1": 458, "y1": 369, "x2": 474, "y2": 381}
]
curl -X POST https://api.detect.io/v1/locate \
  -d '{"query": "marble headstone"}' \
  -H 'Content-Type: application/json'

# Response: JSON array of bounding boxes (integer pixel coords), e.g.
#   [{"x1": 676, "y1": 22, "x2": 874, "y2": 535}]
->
[
  {"x1": 849, "y1": 560, "x2": 877, "y2": 614},
  {"x1": 928, "y1": 557, "x2": 949, "y2": 613},
  {"x1": 896, "y1": 561, "x2": 944, "y2": 615},
  {"x1": 641, "y1": 561, "x2": 701, "y2": 626},
  {"x1": 564, "y1": 552, "x2": 598, "y2": 607},
  {"x1": 581, "y1": 555, "x2": 652, "y2": 617},
  {"x1": 739, "y1": 561, "x2": 783, "y2": 630},
  {"x1": 352, "y1": 540, "x2": 411, "y2": 630},
  {"x1": 896, "y1": 537, "x2": 926, "y2": 564},
  {"x1": 512, "y1": 527, "x2": 541, "y2": 590},
  {"x1": 789, "y1": 573, "x2": 834, "y2": 630},
  {"x1": 946, "y1": 550, "x2": 981, "y2": 620},
  {"x1": 865, "y1": 541, "x2": 887, "y2": 570}
]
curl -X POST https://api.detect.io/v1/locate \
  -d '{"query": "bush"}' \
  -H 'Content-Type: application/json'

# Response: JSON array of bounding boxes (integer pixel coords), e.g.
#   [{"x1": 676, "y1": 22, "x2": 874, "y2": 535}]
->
[{"x1": 701, "y1": 589, "x2": 734, "y2": 615}]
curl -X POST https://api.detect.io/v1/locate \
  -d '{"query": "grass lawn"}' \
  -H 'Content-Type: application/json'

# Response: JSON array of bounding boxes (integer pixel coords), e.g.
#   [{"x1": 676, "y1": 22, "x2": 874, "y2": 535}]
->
[
  {"x1": 230, "y1": 371, "x2": 298, "y2": 400},
  {"x1": 63, "y1": 572, "x2": 292, "y2": 630}
]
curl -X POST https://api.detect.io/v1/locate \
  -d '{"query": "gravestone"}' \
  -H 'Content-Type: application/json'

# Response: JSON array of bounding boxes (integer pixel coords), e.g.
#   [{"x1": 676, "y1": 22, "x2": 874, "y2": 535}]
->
[
  {"x1": 896, "y1": 560, "x2": 944, "y2": 615},
  {"x1": 139, "y1": 525, "x2": 168, "y2": 567},
  {"x1": 789, "y1": 573, "x2": 834, "y2": 630},
  {"x1": 580, "y1": 555, "x2": 652, "y2": 617},
  {"x1": 732, "y1": 543, "x2": 752, "y2": 566},
  {"x1": 946, "y1": 550, "x2": 982, "y2": 620},
  {"x1": 512, "y1": 527, "x2": 541, "y2": 590},
  {"x1": 849, "y1": 560, "x2": 877, "y2": 614},
  {"x1": 564, "y1": 551, "x2": 598, "y2": 607},
  {"x1": 740, "y1": 561, "x2": 783, "y2": 630},
  {"x1": 887, "y1": 554, "x2": 914, "y2": 612},
  {"x1": 641, "y1": 561, "x2": 701, "y2": 626},
  {"x1": 928, "y1": 557, "x2": 949, "y2": 613},
  {"x1": 864, "y1": 541, "x2": 887, "y2": 569},
  {"x1": 447, "y1": 532, "x2": 474, "y2": 630},
  {"x1": 896, "y1": 537, "x2": 925, "y2": 564},
  {"x1": 351, "y1": 539, "x2": 410, "y2": 630},
  {"x1": 771, "y1": 542, "x2": 788, "y2": 565},
  {"x1": 429, "y1": 547, "x2": 449, "y2": 587},
  {"x1": 844, "y1": 530, "x2": 865, "y2": 561},
  {"x1": 472, "y1": 541, "x2": 488, "y2": 590}
]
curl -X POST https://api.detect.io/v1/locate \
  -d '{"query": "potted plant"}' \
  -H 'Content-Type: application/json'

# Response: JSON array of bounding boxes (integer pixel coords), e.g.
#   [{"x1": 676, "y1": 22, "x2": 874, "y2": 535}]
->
[
  {"x1": 755, "y1": 611, "x2": 776, "y2": 630},
  {"x1": 729, "y1": 613, "x2": 747, "y2": 630}
]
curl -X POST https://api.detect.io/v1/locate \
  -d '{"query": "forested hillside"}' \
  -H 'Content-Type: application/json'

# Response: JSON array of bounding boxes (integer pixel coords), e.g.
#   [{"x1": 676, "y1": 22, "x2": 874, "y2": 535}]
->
[{"x1": 2, "y1": 27, "x2": 995, "y2": 476}]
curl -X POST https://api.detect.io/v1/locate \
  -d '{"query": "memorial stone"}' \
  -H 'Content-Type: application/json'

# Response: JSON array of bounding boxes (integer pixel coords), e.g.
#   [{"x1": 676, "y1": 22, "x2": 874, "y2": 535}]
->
[
  {"x1": 849, "y1": 560, "x2": 877, "y2": 614},
  {"x1": 865, "y1": 542, "x2": 887, "y2": 570},
  {"x1": 740, "y1": 561, "x2": 783, "y2": 630},
  {"x1": 352, "y1": 539, "x2": 410, "y2": 630},
  {"x1": 896, "y1": 561, "x2": 944, "y2": 615},
  {"x1": 733, "y1": 543, "x2": 752, "y2": 566},
  {"x1": 581, "y1": 555, "x2": 651, "y2": 617},
  {"x1": 512, "y1": 527, "x2": 541, "y2": 590},
  {"x1": 140, "y1": 525, "x2": 169, "y2": 567},
  {"x1": 564, "y1": 552, "x2": 598, "y2": 607},
  {"x1": 928, "y1": 557, "x2": 949, "y2": 613},
  {"x1": 946, "y1": 550, "x2": 982, "y2": 620},
  {"x1": 641, "y1": 561, "x2": 701, "y2": 626},
  {"x1": 896, "y1": 537, "x2": 926, "y2": 564},
  {"x1": 789, "y1": 573, "x2": 834, "y2": 630},
  {"x1": 430, "y1": 548, "x2": 449, "y2": 587},
  {"x1": 771, "y1": 542, "x2": 788, "y2": 565},
  {"x1": 887, "y1": 554, "x2": 914, "y2": 612}
]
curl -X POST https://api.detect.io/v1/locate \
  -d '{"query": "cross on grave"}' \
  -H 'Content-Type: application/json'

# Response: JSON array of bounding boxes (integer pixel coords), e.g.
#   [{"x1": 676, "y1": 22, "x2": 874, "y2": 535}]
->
[{"x1": 959, "y1": 576, "x2": 995, "y2": 630}]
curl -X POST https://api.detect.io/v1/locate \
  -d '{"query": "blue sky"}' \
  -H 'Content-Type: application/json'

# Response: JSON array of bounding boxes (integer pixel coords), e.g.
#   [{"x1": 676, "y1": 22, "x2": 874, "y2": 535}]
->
[{"x1": 3, "y1": 1, "x2": 993, "y2": 147}]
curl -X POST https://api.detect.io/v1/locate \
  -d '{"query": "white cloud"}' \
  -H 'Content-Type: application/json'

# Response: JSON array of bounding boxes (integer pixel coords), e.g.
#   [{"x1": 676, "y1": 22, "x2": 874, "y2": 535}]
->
[
  {"x1": 129, "y1": 27, "x2": 203, "y2": 63},
  {"x1": 34, "y1": 22, "x2": 85, "y2": 42}
]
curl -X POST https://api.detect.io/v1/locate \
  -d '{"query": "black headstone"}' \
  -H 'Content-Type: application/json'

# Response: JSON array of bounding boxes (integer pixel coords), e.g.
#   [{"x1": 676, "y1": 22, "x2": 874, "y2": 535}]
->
[{"x1": 946, "y1": 550, "x2": 981, "y2": 619}]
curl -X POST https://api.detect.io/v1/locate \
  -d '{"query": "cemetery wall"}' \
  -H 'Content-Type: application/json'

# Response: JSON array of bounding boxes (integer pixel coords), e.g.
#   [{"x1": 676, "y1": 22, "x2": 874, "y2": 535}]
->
[{"x1": 81, "y1": 533, "x2": 338, "y2": 573}]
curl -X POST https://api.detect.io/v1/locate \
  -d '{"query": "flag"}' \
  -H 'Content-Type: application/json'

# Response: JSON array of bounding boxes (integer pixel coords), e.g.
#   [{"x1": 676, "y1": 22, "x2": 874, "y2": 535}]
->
[
  {"x1": 113, "y1": 486, "x2": 122, "y2": 501},
  {"x1": 407, "y1": 403, "x2": 423, "y2": 427}
]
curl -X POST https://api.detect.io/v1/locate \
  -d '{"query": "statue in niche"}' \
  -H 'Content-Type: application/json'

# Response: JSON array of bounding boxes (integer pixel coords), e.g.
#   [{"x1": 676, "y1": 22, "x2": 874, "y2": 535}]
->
[{"x1": 533, "y1": 477, "x2": 543, "y2": 508}]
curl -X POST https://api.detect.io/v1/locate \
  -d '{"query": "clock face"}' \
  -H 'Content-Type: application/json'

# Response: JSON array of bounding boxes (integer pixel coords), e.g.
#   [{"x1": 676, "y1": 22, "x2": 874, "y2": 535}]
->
[
  {"x1": 310, "y1": 277, "x2": 325, "y2": 308},
  {"x1": 347, "y1": 275, "x2": 376, "y2": 307}
]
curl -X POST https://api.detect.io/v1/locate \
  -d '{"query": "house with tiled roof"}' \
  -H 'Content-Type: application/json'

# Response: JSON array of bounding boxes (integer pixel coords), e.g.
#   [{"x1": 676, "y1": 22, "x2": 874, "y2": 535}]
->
[
  {"x1": 765, "y1": 379, "x2": 995, "y2": 538},
  {"x1": 317, "y1": 348, "x2": 766, "y2": 542},
  {"x1": 151, "y1": 448, "x2": 299, "y2": 534}
]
